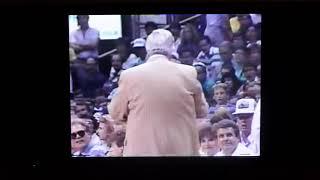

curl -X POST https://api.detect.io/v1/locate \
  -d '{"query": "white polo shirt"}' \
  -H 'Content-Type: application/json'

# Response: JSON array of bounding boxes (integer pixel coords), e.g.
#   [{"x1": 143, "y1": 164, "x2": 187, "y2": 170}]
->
[
  {"x1": 215, "y1": 143, "x2": 256, "y2": 156},
  {"x1": 69, "y1": 27, "x2": 100, "y2": 59}
]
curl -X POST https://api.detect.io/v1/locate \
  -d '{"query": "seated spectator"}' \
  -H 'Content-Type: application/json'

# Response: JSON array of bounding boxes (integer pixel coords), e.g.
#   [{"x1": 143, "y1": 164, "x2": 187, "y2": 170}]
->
[
  {"x1": 107, "y1": 130, "x2": 126, "y2": 157},
  {"x1": 249, "y1": 51, "x2": 261, "y2": 66},
  {"x1": 144, "y1": 21, "x2": 158, "y2": 37},
  {"x1": 215, "y1": 41, "x2": 238, "y2": 81},
  {"x1": 114, "y1": 37, "x2": 139, "y2": 70},
  {"x1": 199, "y1": 125, "x2": 219, "y2": 156},
  {"x1": 177, "y1": 23, "x2": 200, "y2": 57},
  {"x1": 232, "y1": 32, "x2": 246, "y2": 51},
  {"x1": 245, "y1": 26, "x2": 261, "y2": 48},
  {"x1": 236, "y1": 62, "x2": 258, "y2": 96},
  {"x1": 233, "y1": 48, "x2": 248, "y2": 82},
  {"x1": 71, "y1": 118, "x2": 105, "y2": 157},
  {"x1": 246, "y1": 81, "x2": 261, "y2": 101},
  {"x1": 132, "y1": 38, "x2": 147, "y2": 65},
  {"x1": 178, "y1": 46, "x2": 196, "y2": 66},
  {"x1": 236, "y1": 14, "x2": 253, "y2": 36},
  {"x1": 168, "y1": 22, "x2": 182, "y2": 56},
  {"x1": 196, "y1": 35, "x2": 220, "y2": 65},
  {"x1": 221, "y1": 72, "x2": 242, "y2": 103},
  {"x1": 96, "y1": 116, "x2": 115, "y2": 156},
  {"x1": 104, "y1": 54, "x2": 124, "y2": 96},
  {"x1": 232, "y1": 98, "x2": 259, "y2": 155},
  {"x1": 214, "y1": 119, "x2": 255, "y2": 156},
  {"x1": 193, "y1": 62, "x2": 215, "y2": 103},
  {"x1": 76, "y1": 58, "x2": 106, "y2": 98},
  {"x1": 209, "y1": 83, "x2": 235, "y2": 114},
  {"x1": 210, "y1": 107, "x2": 233, "y2": 125},
  {"x1": 75, "y1": 101, "x2": 91, "y2": 118}
]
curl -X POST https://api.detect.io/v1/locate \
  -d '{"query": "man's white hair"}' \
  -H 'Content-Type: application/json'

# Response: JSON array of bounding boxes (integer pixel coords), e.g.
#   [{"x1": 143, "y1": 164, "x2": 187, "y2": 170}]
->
[{"x1": 146, "y1": 29, "x2": 174, "y2": 57}]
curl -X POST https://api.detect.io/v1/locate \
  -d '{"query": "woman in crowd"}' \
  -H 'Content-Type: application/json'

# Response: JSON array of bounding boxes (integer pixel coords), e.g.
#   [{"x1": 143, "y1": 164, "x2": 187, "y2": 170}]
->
[
  {"x1": 96, "y1": 116, "x2": 115, "y2": 156},
  {"x1": 198, "y1": 124, "x2": 219, "y2": 156},
  {"x1": 177, "y1": 23, "x2": 200, "y2": 56}
]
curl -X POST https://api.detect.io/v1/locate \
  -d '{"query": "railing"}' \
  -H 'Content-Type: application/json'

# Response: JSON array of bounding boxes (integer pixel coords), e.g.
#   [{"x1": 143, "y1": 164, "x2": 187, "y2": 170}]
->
[{"x1": 98, "y1": 14, "x2": 203, "y2": 59}]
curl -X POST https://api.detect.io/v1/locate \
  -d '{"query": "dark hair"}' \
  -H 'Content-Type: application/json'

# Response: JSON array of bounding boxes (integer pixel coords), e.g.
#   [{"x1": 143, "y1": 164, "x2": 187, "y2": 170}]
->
[
  {"x1": 199, "y1": 35, "x2": 212, "y2": 45},
  {"x1": 181, "y1": 23, "x2": 200, "y2": 45},
  {"x1": 76, "y1": 15, "x2": 89, "y2": 20},
  {"x1": 109, "y1": 130, "x2": 126, "y2": 147},
  {"x1": 199, "y1": 126, "x2": 216, "y2": 142},
  {"x1": 145, "y1": 21, "x2": 158, "y2": 30},
  {"x1": 169, "y1": 22, "x2": 181, "y2": 30},
  {"x1": 221, "y1": 72, "x2": 242, "y2": 96},
  {"x1": 215, "y1": 119, "x2": 240, "y2": 138},
  {"x1": 178, "y1": 46, "x2": 196, "y2": 58}
]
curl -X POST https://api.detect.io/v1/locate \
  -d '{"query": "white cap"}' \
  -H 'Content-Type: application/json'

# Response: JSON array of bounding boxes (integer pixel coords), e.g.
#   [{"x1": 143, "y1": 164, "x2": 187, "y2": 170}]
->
[
  {"x1": 146, "y1": 29, "x2": 174, "y2": 56},
  {"x1": 133, "y1": 38, "x2": 146, "y2": 48},
  {"x1": 233, "y1": 98, "x2": 256, "y2": 115}
]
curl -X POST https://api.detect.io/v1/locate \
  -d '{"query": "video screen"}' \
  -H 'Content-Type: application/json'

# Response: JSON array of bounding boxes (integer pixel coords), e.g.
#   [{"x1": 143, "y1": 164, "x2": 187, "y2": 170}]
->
[{"x1": 69, "y1": 14, "x2": 261, "y2": 157}]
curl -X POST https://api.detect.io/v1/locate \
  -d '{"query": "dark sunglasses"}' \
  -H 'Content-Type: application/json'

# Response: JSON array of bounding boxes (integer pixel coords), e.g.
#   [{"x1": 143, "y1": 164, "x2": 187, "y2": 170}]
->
[{"x1": 71, "y1": 130, "x2": 86, "y2": 139}]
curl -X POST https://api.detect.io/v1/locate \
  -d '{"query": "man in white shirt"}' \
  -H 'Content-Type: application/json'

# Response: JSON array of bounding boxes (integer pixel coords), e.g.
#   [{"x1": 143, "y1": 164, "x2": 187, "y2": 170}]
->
[
  {"x1": 232, "y1": 98, "x2": 260, "y2": 155},
  {"x1": 214, "y1": 119, "x2": 255, "y2": 156},
  {"x1": 69, "y1": 15, "x2": 100, "y2": 60}
]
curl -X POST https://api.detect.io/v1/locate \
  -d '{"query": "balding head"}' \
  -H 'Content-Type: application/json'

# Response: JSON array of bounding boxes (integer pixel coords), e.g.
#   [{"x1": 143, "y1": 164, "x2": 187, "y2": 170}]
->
[{"x1": 146, "y1": 29, "x2": 174, "y2": 58}]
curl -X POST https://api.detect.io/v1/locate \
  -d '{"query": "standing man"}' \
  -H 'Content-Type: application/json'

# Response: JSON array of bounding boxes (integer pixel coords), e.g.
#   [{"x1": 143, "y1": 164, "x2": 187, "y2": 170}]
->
[
  {"x1": 109, "y1": 29, "x2": 208, "y2": 156},
  {"x1": 69, "y1": 15, "x2": 100, "y2": 61}
]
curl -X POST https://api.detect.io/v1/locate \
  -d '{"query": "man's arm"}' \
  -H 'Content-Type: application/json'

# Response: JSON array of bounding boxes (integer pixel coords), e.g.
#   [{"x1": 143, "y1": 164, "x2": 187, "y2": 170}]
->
[{"x1": 108, "y1": 71, "x2": 130, "y2": 122}]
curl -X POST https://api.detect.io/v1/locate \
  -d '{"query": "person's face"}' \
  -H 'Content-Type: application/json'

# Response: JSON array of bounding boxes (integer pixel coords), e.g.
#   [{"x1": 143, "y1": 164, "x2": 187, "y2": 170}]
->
[
  {"x1": 77, "y1": 16, "x2": 89, "y2": 28},
  {"x1": 199, "y1": 39, "x2": 211, "y2": 54},
  {"x1": 221, "y1": 68, "x2": 232, "y2": 77},
  {"x1": 195, "y1": 66, "x2": 207, "y2": 83},
  {"x1": 170, "y1": 28, "x2": 181, "y2": 38},
  {"x1": 109, "y1": 142, "x2": 123, "y2": 157},
  {"x1": 224, "y1": 77, "x2": 234, "y2": 91},
  {"x1": 214, "y1": 88, "x2": 228, "y2": 105},
  {"x1": 246, "y1": 26, "x2": 257, "y2": 42},
  {"x1": 96, "y1": 123, "x2": 107, "y2": 141},
  {"x1": 180, "y1": 51, "x2": 194, "y2": 65},
  {"x1": 232, "y1": 39, "x2": 245, "y2": 51},
  {"x1": 244, "y1": 67, "x2": 257, "y2": 81},
  {"x1": 217, "y1": 127, "x2": 239, "y2": 154},
  {"x1": 75, "y1": 105, "x2": 88, "y2": 116},
  {"x1": 183, "y1": 27, "x2": 193, "y2": 41},
  {"x1": 234, "y1": 49, "x2": 247, "y2": 64},
  {"x1": 200, "y1": 136, "x2": 219, "y2": 155},
  {"x1": 249, "y1": 52, "x2": 261, "y2": 66},
  {"x1": 71, "y1": 124, "x2": 91, "y2": 152},
  {"x1": 219, "y1": 47, "x2": 233, "y2": 62},
  {"x1": 236, "y1": 113, "x2": 253, "y2": 137},
  {"x1": 257, "y1": 64, "x2": 261, "y2": 78},
  {"x1": 111, "y1": 55, "x2": 123, "y2": 71}
]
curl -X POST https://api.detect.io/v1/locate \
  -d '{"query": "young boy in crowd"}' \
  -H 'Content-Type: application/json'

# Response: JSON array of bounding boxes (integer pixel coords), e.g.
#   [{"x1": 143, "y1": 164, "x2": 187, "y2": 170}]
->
[
  {"x1": 209, "y1": 83, "x2": 236, "y2": 114},
  {"x1": 196, "y1": 35, "x2": 220, "y2": 65}
]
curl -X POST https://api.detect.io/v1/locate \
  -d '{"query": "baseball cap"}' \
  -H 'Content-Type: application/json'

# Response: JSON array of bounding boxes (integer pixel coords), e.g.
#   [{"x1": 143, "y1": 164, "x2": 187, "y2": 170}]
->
[
  {"x1": 133, "y1": 38, "x2": 146, "y2": 48},
  {"x1": 232, "y1": 98, "x2": 256, "y2": 115}
]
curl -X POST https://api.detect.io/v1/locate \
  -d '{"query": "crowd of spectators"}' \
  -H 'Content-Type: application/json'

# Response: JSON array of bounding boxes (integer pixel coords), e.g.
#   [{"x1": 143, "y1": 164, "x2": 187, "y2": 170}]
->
[{"x1": 69, "y1": 14, "x2": 261, "y2": 157}]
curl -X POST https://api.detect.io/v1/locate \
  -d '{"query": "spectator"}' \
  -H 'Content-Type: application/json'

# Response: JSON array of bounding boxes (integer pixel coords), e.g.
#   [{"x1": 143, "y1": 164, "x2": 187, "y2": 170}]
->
[
  {"x1": 220, "y1": 63, "x2": 236, "y2": 81},
  {"x1": 249, "y1": 51, "x2": 261, "y2": 66},
  {"x1": 209, "y1": 83, "x2": 235, "y2": 114},
  {"x1": 204, "y1": 14, "x2": 229, "y2": 46},
  {"x1": 132, "y1": 38, "x2": 147, "y2": 65},
  {"x1": 71, "y1": 118, "x2": 105, "y2": 157},
  {"x1": 144, "y1": 21, "x2": 158, "y2": 37},
  {"x1": 214, "y1": 119, "x2": 255, "y2": 156},
  {"x1": 76, "y1": 58, "x2": 106, "y2": 98},
  {"x1": 198, "y1": 125, "x2": 219, "y2": 156},
  {"x1": 178, "y1": 46, "x2": 196, "y2": 66},
  {"x1": 177, "y1": 23, "x2": 200, "y2": 56},
  {"x1": 114, "y1": 37, "x2": 139, "y2": 70},
  {"x1": 75, "y1": 101, "x2": 91, "y2": 118},
  {"x1": 96, "y1": 116, "x2": 115, "y2": 155},
  {"x1": 221, "y1": 72, "x2": 242, "y2": 102},
  {"x1": 69, "y1": 15, "x2": 100, "y2": 61},
  {"x1": 194, "y1": 62, "x2": 215, "y2": 103},
  {"x1": 233, "y1": 48, "x2": 248, "y2": 82},
  {"x1": 215, "y1": 41, "x2": 238, "y2": 81},
  {"x1": 232, "y1": 32, "x2": 246, "y2": 52},
  {"x1": 237, "y1": 14, "x2": 253, "y2": 36},
  {"x1": 246, "y1": 81, "x2": 261, "y2": 101},
  {"x1": 243, "y1": 62, "x2": 258, "y2": 83},
  {"x1": 245, "y1": 26, "x2": 261, "y2": 48},
  {"x1": 107, "y1": 130, "x2": 126, "y2": 157},
  {"x1": 210, "y1": 107, "x2": 233, "y2": 125},
  {"x1": 109, "y1": 29, "x2": 208, "y2": 156},
  {"x1": 169, "y1": 22, "x2": 182, "y2": 56},
  {"x1": 196, "y1": 35, "x2": 220, "y2": 65},
  {"x1": 232, "y1": 98, "x2": 259, "y2": 155},
  {"x1": 104, "y1": 54, "x2": 124, "y2": 96}
]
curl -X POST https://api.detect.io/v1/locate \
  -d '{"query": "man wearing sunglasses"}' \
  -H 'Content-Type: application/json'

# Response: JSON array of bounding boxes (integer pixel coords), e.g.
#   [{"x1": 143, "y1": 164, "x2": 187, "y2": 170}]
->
[
  {"x1": 232, "y1": 98, "x2": 259, "y2": 155},
  {"x1": 71, "y1": 118, "x2": 105, "y2": 157}
]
